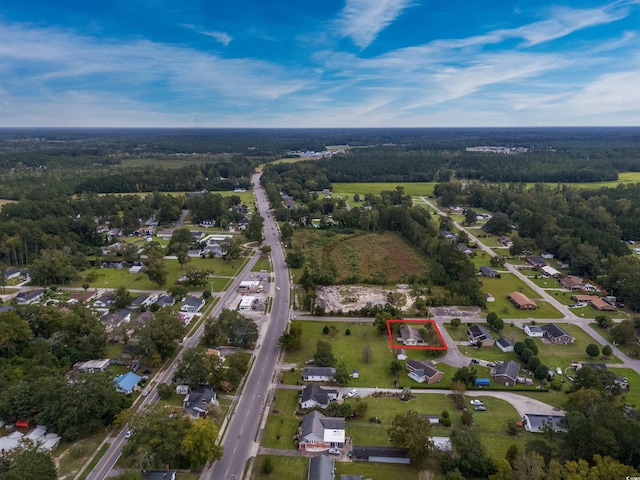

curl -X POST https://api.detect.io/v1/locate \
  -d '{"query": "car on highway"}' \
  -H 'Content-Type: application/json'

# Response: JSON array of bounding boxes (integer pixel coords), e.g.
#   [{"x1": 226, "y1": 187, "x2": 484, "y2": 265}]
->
[
  {"x1": 142, "y1": 390, "x2": 149, "y2": 397},
  {"x1": 346, "y1": 389, "x2": 358, "y2": 398},
  {"x1": 469, "y1": 399, "x2": 484, "y2": 406},
  {"x1": 474, "y1": 406, "x2": 486, "y2": 411},
  {"x1": 125, "y1": 431, "x2": 132, "y2": 439},
  {"x1": 328, "y1": 448, "x2": 340, "y2": 455},
  {"x1": 276, "y1": 286, "x2": 281, "y2": 291}
]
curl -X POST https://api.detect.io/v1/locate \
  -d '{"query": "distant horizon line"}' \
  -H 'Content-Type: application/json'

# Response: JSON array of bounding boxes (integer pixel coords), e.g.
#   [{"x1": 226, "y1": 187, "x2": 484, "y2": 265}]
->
[{"x1": 1, "y1": 126, "x2": 640, "y2": 130}]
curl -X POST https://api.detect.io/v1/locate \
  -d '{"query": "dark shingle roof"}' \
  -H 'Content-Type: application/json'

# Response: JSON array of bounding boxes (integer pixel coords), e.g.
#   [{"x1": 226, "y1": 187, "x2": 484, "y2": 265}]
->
[
  {"x1": 493, "y1": 361, "x2": 520, "y2": 380},
  {"x1": 541, "y1": 323, "x2": 571, "y2": 339},
  {"x1": 308, "y1": 455, "x2": 334, "y2": 480}
]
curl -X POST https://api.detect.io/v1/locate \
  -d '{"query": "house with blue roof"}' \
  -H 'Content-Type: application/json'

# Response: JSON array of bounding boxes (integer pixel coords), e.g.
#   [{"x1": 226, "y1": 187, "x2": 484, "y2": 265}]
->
[{"x1": 114, "y1": 371, "x2": 141, "y2": 394}]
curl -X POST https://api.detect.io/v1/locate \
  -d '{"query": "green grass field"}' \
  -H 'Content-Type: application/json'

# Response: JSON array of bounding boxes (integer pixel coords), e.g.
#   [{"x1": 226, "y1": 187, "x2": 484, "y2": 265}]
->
[
  {"x1": 289, "y1": 229, "x2": 429, "y2": 285},
  {"x1": 481, "y1": 273, "x2": 563, "y2": 319},
  {"x1": 252, "y1": 455, "x2": 309, "y2": 480},
  {"x1": 76, "y1": 256, "x2": 248, "y2": 290},
  {"x1": 261, "y1": 390, "x2": 301, "y2": 450},
  {"x1": 252, "y1": 258, "x2": 271, "y2": 272},
  {"x1": 332, "y1": 182, "x2": 436, "y2": 198}
]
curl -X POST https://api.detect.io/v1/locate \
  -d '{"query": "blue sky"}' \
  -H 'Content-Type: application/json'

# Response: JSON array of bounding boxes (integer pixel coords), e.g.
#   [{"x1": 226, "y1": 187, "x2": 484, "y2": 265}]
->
[{"x1": 1, "y1": 0, "x2": 639, "y2": 127}]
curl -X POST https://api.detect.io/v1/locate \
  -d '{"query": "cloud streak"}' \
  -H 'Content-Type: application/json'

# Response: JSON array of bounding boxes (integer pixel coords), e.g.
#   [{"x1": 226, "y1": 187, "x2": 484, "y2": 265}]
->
[{"x1": 336, "y1": 0, "x2": 413, "y2": 49}]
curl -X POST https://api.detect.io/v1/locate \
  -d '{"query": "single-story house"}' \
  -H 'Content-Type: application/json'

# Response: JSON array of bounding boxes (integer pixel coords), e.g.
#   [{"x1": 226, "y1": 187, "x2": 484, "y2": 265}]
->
[
  {"x1": 457, "y1": 244, "x2": 474, "y2": 255},
  {"x1": 68, "y1": 291, "x2": 97, "y2": 305},
  {"x1": 479, "y1": 266, "x2": 499, "y2": 278},
  {"x1": 397, "y1": 348, "x2": 407, "y2": 361},
  {"x1": 297, "y1": 410, "x2": 345, "y2": 451},
  {"x1": 154, "y1": 294, "x2": 175, "y2": 308},
  {"x1": 128, "y1": 294, "x2": 149, "y2": 310},
  {"x1": 75, "y1": 359, "x2": 111, "y2": 373},
  {"x1": 308, "y1": 455, "x2": 334, "y2": 480},
  {"x1": 4, "y1": 267, "x2": 21, "y2": 280},
  {"x1": 496, "y1": 337, "x2": 514, "y2": 353},
  {"x1": 93, "y1": 293, "x2": 115, "y2": 309},
  {"x1": 439, "y1": 230, "x2": 457, "y2": 242},
  {"x1": 15, "y1": 288, "x2": 45, "y2": 305},
  {"x1": 526, "y1": 256, "x2": 548, "y2": 268},
  {"x1": 467, "y1": 325, "x2": 494, "y2": 347},
  {"x1": 302, "y1": 367, "x2": 336, "y2": 382},
  {"x1": 114, "y1": 372, "x2": 141, "y2": 394},
  {"x1": 299, "y1": 383, "x2": 339, "y2": 409},
  {"x1": 406, "y1": 359, "x2": 444, "y2": 384},
  {"x1": 508, "y1": 292, "x2": 537, "y2": 310},
  {"x1": 572, "y1": 294, "x2": 615, "y2": 311},
  {"x1": 498, "y1": 236, "x2": 513, "y2": 247},
  {"x1": 181, "y1": 296, "x2": 205, "y2": 313},
  {"x1": 541, "y1": 252, "x2": 555, "y2": 259},
  {"x1": 135, "y1": 311, "x2": 154, "y2": 329},
  {"x1": 399, "y1": 325, "x2": 421, "y2": 346},
  {"x1": 183, "y1": 384, "x2": 217, "y2": 418},
  {"x1": 352, "y1": 446, "x2": 410, "y2": 464},
  {"x1": 541, "y1": 323, "x2": 575, "y2": 345},
  {"x1": 524, "y1": 325, "x2": 544, "y2": 337},
  {"x1": 541, "y1": 265, "x2": 561, "y2": 278},
  {"x1": 559, "y1": 276, "x2": 585, "y2": 291},
  {"x1": 141, "y1": 471, "x2": 177, "y2": 480},
  {"x1": 491, "y1": 361, "x2": 520, "y2": 386},
  {"x1": 523, "y1": 414, "x2": 567, "y2": 433},
  {"x1": 101, "y1": 309, "x2": 131, "y2": 332}
]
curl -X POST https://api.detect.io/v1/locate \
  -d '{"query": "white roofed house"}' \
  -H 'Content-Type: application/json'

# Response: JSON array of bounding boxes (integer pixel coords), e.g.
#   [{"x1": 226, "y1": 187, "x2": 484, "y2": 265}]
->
[
  {"x1": 296, "y1": 410, "x2": 345, "y2": 451},
  {"x1": 302, "y1": 367, "x2": 336, "y2": 382}
]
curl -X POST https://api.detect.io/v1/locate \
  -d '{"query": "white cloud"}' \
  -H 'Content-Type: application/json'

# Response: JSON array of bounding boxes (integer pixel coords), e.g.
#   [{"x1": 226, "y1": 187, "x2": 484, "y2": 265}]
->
[
  {"x1": 201, "y1": 31, "x2": 232, "y2": 46},
  {"x1": 336, "y1": 0, "x2": 413, "y2": 49}
]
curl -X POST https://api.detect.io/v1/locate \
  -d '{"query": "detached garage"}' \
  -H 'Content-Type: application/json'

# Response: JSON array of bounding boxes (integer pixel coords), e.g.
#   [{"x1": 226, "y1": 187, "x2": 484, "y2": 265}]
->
[{"x1": 352, "y1": 446, "x2": 410, "y2": 464}]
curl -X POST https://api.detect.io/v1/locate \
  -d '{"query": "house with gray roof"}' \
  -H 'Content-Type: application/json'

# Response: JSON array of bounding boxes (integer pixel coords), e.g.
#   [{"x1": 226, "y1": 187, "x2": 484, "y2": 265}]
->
[
  {"x1": 541, "y1": 323, "x2": 575, "y2": 345},
  {"x1": 302, "y1": 367, "x2": 336, "y2": 382},
  {"x1": 308, "y1": 455, "x2": 334, "y2": 480},
  {"x1": 399, "y1": 325, "x2": 421, "y2": 346},
  {"x1": 183, "y1": 385, "x2": 217, "y2": 418},
  {"x1": 479, "y1": 266, "x2": 499, "y2": 278},
  {"x1": 496, "y1": 337, "x2": 514, "y2": 353},
  {"x1": 467, "y1": 325, "x2": 494, "y2": 347},
  {"x1": 491, "y1": 361, "x2": 520, "y2": 386},
  {"x1": 406, "y1": 359, "x2": 444, "y2": 384},
  {"x1": 523, "y1": 414, "x2": 567, "y2": 433},
  {"x1": 299, "y1": 383, "x2": 338, "y2": 409},
  {"x1": 181, "y1": 296, "x2": 205, "y2": 312},
  {"x1": 297, "y1": 410, "x2": 345, "y2": 451},
  {"x1": 128, "y1": 294, "x2": 149, "y2": 310},
  {"x1": 16, "y1": 288, "x2": 45, "y2": 305}
]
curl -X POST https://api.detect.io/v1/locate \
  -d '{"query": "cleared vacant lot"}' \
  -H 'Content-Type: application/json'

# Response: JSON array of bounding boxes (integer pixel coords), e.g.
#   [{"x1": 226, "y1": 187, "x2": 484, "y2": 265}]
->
[
  {"x1": 290, "y1": 229, "x2": 429, "y2": 285},
  {"x1": 481, "y1": 273, "x2": 563, "y2": 319}
]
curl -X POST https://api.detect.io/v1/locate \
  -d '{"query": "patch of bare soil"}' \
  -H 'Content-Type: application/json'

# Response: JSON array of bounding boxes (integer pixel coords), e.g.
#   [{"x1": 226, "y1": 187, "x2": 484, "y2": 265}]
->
[{"x1": 315, "y1": 285, "x2": 413, "y2": 313}]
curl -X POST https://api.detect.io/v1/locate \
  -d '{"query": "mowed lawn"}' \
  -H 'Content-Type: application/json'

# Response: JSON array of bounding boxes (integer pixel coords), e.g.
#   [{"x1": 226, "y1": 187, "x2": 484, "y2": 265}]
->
[
  {"x1": 76, "y1": 256, "x2": 248, "y2": 289},
  {"x1": 481, "y1": 273, "x2": 563, "y2": 319},
  {"x1": 332, "y1": 182, "x2": 436, "y2": 198},
  {"x1": 261, "y1": 390, "x2": 301, "y2": 450},
  {"x1": 290, "y1": 230, "x2": 429, "y2": 285},
  {"x1": 283, "y1": 321, "x2": 400, "y2": 388}
]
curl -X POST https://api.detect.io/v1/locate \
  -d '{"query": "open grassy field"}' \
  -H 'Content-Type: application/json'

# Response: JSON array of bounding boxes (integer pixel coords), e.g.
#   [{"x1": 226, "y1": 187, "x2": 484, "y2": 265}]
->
[
  {"x1": 588, "y1": 323, "x2": 640, "y2": 359},
  {"x1": 76, "y1": 256, "x2": 248, "y2": 289},
  {"x1": 282, "y1": 321, "x2": 448, "y2": 388},
  {"x1": 332, "y1": 182, "x2": 436, "y2": 198},
  {"x1": 252, "y1": 455, "x2": 308, "y2": 480},
  {"x1": 480, "y1": 273, "x2": 563, "y2": 319},
  {"x1": 252, "y1": 258, "x2": 271, "y2": 272},
  {"x1": 261, "y1": 390, "x2": 301, "y2": 450},
  {"x1": 290, "y1": 230, "x2": 429, "y2": 285},
  {"x1": 336, "y1": 461, "x2": 433, "y2": 480}
]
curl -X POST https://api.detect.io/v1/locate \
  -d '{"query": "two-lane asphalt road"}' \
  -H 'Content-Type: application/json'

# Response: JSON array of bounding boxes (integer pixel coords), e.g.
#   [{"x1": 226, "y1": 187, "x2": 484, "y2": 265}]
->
[
  {"x1": 88, "y1": 249, "x2": 262, "y2": 479},
  {"x1": 203, "y1": 172, "x2": 292, "y2": 480}
]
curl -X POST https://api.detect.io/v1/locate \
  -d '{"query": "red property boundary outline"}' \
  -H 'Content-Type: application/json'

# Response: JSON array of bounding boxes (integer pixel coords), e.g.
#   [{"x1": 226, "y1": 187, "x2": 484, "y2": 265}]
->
[{"x1": 386, "y1": 319, "x2": 448, "y2": 351}]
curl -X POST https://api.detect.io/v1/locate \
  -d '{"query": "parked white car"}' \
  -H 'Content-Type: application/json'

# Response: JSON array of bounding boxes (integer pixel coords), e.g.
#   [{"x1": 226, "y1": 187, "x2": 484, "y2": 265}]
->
[
  {"x1": 346, "y1": 389, "x2": 358, "y2": 398},
  {"x1": 469, "y1": 399, "x2": 484, "y2": 406}
]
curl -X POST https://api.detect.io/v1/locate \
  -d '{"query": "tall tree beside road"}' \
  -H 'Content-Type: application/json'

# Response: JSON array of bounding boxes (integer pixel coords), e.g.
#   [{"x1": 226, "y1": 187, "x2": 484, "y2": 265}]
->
[
  {"x1": 278, "y1": 321, "x2": 303, "y2": 351},
  {"x1": 114, "y1": 286, "x2": 132, "y2": 310},
  {"x1": 0, "y1": 446, "x2": 57, "y2": 480},
  {"x1": 143, "y1": 242, "x2": 168, "y2": 287},
  {"x1": 123, "y1": 404, "x2": 192, "y2": 469},
  {"x1": 173, "y1": 347, "x2": 223, "y2": 389},
  {"x1": 181, "y1": 417, "x2": 224, "y2": 467},
  {"x1": 387, "y1": 410, "x2": 433, "y2": 466},
  {"x1": 137, "y1": 310, "x2": 184, "y2": 363},
  {"x1": 245, "y1": 213, "x2": 264, "y2": 243},
  {"x1": 203, "y1": 309, "x2": 258, "y2": 349}
]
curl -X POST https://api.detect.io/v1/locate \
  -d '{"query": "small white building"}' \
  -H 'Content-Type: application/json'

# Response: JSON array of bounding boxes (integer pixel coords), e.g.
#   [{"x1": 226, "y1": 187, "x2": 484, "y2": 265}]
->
[
  {"x1": 524, "y1": 325, "x2": 544, "y2": 337},
  {"x1": 238, "y1": 295, "x2": 257, "y2": 311}
]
